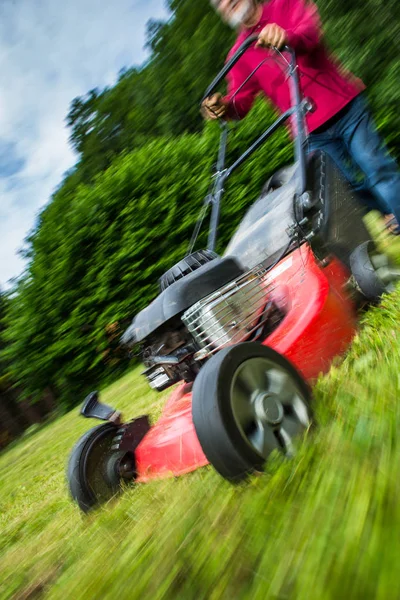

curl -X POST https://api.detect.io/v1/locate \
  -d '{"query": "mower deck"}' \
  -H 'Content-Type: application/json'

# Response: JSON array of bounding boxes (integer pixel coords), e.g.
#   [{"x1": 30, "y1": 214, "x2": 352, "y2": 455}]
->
[{"x1": 134, "y1": 245, "x2": 358, "y2": 482}]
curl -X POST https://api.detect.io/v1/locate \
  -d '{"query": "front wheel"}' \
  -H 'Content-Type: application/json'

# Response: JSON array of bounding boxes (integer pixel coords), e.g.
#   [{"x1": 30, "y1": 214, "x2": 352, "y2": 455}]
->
[
  {"x1": 192, "y1": 342, "x2": 313, "y2": 481},
  {"x1": 67, "y1": 423, "x2": 135, "y2": 513}
]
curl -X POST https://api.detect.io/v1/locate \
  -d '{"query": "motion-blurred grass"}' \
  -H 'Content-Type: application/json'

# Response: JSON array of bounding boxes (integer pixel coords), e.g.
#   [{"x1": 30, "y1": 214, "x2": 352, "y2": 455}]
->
[{"x1": 1, "y1": 226, "x2": 399, "y2": 600}]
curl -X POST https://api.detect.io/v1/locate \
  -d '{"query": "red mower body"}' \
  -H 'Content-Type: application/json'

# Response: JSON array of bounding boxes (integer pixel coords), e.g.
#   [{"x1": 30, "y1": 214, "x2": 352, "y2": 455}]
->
[
  {"x1": 68, "y1": 38, "x2": 398, "y2": 513},
  {"x1": 135, "y1": 244, "x2": 357, "y2": 482}
]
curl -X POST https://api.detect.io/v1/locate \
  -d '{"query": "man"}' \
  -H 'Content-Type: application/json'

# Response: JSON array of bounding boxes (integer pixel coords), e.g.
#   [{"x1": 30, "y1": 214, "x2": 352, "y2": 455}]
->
[{"x1": 202, "y1": 0, "x2": 400, "y2": 234}]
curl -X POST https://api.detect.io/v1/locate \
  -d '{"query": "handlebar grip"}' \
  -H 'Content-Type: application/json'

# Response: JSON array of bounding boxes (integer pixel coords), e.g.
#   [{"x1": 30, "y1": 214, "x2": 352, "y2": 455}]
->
[
  {"x1": 200, "y1": 34, "x2": 259, "y2": 105},
  {"x1": 201, "y1": 37, "x2": 294, "y2": 105}
]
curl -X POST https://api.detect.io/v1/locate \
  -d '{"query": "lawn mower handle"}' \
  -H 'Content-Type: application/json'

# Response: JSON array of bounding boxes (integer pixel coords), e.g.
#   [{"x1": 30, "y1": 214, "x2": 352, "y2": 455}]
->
[
  {"x1": 200, "y1": 35, "x2": 294, "y2": 104},
  {"x1": 199, "y1": 36, "x2": 308, "y2": 253}
]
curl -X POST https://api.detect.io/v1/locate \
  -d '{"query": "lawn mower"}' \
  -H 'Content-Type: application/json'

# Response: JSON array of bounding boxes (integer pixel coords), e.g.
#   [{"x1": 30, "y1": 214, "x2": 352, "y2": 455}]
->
[{"x1": 67, "y1": 36, "x2": 399, "y2": 512}]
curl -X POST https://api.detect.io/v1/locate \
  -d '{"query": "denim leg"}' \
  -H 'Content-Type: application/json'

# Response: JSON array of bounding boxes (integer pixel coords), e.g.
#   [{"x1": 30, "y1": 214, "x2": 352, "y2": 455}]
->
[
  {"x1": 337, "y1": 95, "x2": 400, "y2": 222},
  {"x1": 307, "y1": 132, "x2": 381, "y2": 213}
]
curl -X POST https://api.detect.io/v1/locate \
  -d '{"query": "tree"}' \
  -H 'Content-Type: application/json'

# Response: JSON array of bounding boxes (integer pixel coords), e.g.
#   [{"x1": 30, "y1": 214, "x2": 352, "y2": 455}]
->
[{"x1": 66, "y1": 0, "x2": 234, "y2": 182}]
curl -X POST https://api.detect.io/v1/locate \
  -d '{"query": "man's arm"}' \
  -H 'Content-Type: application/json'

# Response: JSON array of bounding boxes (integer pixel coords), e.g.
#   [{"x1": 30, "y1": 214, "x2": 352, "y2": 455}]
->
[
  {"x1": 283, "y1": 0, "x2": 322, "y2": 54},
  {"x1": 201, "y1": 0, "x2": 322, "y2": 122},
  {"x1": 224, "y1": 0, "x2": 323, "y2": 119},
  {"x1": 256, "y1": 0, "x2": 321, "y2": 54}
]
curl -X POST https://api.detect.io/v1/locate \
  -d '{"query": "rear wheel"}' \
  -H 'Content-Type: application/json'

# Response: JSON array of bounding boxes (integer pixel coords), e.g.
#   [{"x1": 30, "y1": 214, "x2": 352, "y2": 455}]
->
[
  {"x1": 67, "y1": 423, "x2": 135, "y2": 513},
  {"x1": 350, "y1": 241, "x2": 400, "y2": 301},
  {"x1": 192, "y1": 343, "x2": 312, "y2": 481}
]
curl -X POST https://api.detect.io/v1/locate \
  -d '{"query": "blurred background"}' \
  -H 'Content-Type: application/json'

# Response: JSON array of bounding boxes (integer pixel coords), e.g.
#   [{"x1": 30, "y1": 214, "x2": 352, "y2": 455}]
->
[
  {"x1": 1, "y1": 1, "x2": 400, "y2": 598},
  {"x1": 1, "y1": 0, "x2": 399, "y2": 423}
]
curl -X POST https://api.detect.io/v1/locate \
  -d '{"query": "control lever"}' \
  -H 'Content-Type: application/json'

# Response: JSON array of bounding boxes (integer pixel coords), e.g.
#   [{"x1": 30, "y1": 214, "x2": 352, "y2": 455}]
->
[{"x1": 80, "y1": 391, "x2": 122, "y2": 424}]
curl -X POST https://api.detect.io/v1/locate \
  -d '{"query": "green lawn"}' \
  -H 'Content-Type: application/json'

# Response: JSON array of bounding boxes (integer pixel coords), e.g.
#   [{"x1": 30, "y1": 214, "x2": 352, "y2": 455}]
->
[{"x1": 1, "y1": 227, "x2": 400, "y2": 600}]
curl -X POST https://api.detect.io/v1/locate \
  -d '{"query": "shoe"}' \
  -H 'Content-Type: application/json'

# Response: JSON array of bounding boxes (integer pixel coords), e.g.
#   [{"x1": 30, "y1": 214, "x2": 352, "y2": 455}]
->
[{"x1": 384, "y1": 214, "x2": 400, "y2": 236}]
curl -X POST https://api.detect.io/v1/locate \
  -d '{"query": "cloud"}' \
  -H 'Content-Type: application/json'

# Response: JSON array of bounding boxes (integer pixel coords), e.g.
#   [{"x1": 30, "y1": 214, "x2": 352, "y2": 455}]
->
[{"x1": 0, "y1": 0, "x2": 169, "y2": 289}]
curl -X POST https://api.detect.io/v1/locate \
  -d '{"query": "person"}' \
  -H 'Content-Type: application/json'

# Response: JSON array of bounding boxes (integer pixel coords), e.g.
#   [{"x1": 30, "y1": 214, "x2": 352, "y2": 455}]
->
[{"x1": 202, "y1": 0, "x2": 400, "y2": 234}]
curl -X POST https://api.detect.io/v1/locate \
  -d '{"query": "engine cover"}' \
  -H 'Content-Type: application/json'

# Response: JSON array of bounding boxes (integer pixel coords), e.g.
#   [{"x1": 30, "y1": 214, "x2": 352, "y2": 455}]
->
[{"x1": 121, "y1": 256, "x2": 244, "y2": 346}]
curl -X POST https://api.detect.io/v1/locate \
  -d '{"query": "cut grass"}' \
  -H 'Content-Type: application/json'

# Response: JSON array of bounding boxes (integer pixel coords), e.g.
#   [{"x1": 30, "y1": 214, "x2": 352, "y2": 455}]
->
[{"x1": 1, "y1": 230, "x2": 400, "y2": 600}]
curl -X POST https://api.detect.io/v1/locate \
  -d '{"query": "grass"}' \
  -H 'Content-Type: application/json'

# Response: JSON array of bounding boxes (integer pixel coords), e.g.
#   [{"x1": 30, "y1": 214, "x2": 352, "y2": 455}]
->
[{"x1": 1, "y1": 225, "x2": 400, "y2": 600}]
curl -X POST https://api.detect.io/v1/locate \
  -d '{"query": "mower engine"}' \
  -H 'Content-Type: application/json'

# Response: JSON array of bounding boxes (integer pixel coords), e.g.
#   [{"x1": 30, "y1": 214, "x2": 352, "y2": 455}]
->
[
  {"x1": 141, "y1": 324, "x2": 196, "y2": 392},
  {"x1": 141, "y1": 265, "x2": 281, "y2": 392}
]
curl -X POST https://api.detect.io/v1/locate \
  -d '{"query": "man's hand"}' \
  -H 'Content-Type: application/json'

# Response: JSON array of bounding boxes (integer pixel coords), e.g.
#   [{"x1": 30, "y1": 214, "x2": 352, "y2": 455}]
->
[
  {"x1": 256, "y1": 23, "x2": 288, "y2": 50},
  {"x1": 201, "y1": 93, "x2": 228, "y2": 120}
]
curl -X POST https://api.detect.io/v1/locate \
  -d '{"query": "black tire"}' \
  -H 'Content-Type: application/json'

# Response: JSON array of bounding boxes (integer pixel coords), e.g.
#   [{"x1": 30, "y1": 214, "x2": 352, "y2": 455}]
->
[
  {"x1": 350, "y1": 241, "x2": 399, "y2": 302},
  {"x1": 192, "y1": 343, "x2": 312, "y2": 481},
  {"x1": 67, "y1": 423, "x2": 134, "y2": 513}
]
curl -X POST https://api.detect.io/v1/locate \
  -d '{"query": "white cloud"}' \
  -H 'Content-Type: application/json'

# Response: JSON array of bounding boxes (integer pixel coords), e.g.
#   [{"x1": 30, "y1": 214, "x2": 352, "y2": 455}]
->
[{"x1": 0, "y1": 0, "x2": 169, "y2": 289}]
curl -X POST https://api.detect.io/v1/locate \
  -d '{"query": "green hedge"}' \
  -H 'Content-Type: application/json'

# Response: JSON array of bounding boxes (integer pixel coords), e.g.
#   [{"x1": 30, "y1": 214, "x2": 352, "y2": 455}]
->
[{"x1": 2, "y1": 0, "x2": 400, "y2": 408}]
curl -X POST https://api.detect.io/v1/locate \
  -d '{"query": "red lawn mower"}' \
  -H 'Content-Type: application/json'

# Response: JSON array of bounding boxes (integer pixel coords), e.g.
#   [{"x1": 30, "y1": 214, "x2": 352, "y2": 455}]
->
[{"x1": 68, "y1": 36, "x2": 399, "y2": 512}]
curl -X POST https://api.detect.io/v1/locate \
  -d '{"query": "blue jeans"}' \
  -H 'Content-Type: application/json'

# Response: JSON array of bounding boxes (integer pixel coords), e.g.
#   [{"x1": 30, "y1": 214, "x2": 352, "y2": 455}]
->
[{"x1": 307, "y1": 94, "x2": 400, "y2": 223}]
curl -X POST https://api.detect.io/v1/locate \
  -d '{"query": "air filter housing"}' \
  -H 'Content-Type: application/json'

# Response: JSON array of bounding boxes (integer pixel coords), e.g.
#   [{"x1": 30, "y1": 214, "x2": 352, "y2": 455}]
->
[
  {"x1": 182, "y1": 264, "x2": 271, "y2": 359},
  {"x1": 159, "y1": 249, "x2": 218, "y2": 291}
]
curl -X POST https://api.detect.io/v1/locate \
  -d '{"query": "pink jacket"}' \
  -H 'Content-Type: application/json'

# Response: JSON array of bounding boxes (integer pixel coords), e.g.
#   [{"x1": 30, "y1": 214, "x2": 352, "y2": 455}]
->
[{"x1": 224, "y1": 0, "x2": 365, "y2": 132}]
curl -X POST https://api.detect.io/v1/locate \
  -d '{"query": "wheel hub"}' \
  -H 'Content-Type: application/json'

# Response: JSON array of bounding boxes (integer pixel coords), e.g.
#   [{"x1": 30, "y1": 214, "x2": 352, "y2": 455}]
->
[
  {"x1": 104, "y1": 451, "x2": 135, "y2": 487},
  {"x1": 254, "y1": 392, "x2": 284, "y2": 426},
  {"x1": 118, "y1": 454, "x2": 136, "y2": 480}
]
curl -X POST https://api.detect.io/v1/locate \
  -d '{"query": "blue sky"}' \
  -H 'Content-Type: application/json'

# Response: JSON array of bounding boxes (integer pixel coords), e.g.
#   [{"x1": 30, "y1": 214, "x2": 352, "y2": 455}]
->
[{"x1": 0, "y1": 0, "x2": 169, "y2": 289}]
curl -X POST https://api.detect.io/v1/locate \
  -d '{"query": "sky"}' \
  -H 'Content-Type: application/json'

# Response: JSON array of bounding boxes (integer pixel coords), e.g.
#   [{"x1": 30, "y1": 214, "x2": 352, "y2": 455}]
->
[{"x1": 0, "y1": 0, "x2": 169, "y2": 290}]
